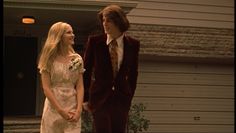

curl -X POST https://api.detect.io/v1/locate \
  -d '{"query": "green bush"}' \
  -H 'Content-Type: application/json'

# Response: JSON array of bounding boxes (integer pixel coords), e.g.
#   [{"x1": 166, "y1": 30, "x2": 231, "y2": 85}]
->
[
  {"x1": 81, "y1": 103, "x2": 150, "y2": 133},
  {"x1": 127, "y1": 103, "x2": 150, "y2": 133},
  {"x1": 81, "y1": 111, "x2": 93, "y2": 132}
]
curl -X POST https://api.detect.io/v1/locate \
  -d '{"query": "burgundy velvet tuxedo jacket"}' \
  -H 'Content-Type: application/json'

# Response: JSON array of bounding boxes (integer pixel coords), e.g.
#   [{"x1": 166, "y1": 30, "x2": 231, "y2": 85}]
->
[{"x1": 83, "y1": 34, "x2": 140, "y2": 113}]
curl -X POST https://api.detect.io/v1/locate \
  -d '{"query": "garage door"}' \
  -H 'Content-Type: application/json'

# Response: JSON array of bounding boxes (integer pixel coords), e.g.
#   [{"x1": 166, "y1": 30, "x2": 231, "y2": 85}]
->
[{"x1": 132, "y1": 61, "x2": 234, "y2": 133}]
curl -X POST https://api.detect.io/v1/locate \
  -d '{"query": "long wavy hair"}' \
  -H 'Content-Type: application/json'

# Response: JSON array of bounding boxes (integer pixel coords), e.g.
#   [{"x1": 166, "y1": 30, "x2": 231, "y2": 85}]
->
[
  {"x1": 38, "y1": 22, "x2": 75, "y2": 73},
  {"x1": 98, "y1": 4, "x2": 130, "y2": 33}
]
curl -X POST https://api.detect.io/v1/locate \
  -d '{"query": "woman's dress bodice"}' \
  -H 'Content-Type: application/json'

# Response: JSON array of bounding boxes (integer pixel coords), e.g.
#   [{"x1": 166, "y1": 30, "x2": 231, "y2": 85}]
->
[
  {"x1": 51, "y1": 54, "x2": 85, "y2": 88},
  {"x1": 48, "y1": 53, "x2": 85, "y2": 110}
]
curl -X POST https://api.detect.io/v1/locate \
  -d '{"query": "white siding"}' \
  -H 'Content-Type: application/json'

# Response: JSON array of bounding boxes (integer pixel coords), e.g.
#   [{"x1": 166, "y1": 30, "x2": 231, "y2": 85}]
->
[
  {"x1": 132, "y1": 61, "x2": 234, "y2": 133},
  {"x1": 127, "y1": 0, "x2": 234, "y2": 28}
]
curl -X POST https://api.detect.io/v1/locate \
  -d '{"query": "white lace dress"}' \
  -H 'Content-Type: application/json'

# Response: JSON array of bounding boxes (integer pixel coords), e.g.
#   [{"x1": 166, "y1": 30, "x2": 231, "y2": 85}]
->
[{"x1": 40, "y1": 54, "x2": 85, "y2": 133}]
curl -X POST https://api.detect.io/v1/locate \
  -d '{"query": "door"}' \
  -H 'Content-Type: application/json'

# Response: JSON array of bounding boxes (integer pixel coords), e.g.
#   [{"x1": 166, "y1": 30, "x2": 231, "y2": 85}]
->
[{"x1": 4, "y1": 36, "x2": 38, "y2": 116}]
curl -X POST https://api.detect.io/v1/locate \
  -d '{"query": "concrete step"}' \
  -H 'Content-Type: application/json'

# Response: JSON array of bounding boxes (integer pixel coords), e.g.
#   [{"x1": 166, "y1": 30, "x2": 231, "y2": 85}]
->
[
  {"x1": 4, "y1": 116, "x2": 41, "y2": 133},
  {"x1": 4, "y1": 129, "x2": 40, "y2": 133}
]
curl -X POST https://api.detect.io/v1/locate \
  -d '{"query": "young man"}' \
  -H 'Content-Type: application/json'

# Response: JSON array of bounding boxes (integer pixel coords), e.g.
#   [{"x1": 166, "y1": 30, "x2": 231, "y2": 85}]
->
[{"x1": 83, "y1": 5, "x2": 140, "y2": 133}]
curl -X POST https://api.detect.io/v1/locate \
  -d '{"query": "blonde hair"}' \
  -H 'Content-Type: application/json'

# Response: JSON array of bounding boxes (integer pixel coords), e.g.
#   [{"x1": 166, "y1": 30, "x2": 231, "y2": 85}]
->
[{"x1": 38, "y1": 22, "x2": 75, "y2": 73}]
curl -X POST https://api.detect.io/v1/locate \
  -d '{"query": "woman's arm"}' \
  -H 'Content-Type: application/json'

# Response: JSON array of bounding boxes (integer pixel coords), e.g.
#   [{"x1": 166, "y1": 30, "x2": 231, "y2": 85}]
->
[
  {"x1": 76, "y1": 74, "x2": 84, "y2": 113},
  {"x1": 70, "y1": 73, "x2": 84, "y2": 122},
  {"x1": 41, "y1": 71, "x2": 70, "y2": 120}
]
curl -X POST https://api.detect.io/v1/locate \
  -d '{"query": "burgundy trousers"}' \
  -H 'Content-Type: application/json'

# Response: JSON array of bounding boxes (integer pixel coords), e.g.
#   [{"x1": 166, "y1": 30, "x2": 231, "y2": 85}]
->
[{"x1": 92, "y1": 97, "x2": 129, "y2": 133}]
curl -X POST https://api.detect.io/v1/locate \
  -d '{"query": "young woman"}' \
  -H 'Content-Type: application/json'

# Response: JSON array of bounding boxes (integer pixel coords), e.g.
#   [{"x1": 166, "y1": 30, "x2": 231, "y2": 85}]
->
[{"x1": 38, "y1": 22, "x2": 85, "y2": 133}]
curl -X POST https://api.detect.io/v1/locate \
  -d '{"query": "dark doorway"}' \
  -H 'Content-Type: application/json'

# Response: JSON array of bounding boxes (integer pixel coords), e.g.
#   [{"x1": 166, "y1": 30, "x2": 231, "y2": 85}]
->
[{"x1": 4, "y1": 36, "x2": 38, "y2": 116}]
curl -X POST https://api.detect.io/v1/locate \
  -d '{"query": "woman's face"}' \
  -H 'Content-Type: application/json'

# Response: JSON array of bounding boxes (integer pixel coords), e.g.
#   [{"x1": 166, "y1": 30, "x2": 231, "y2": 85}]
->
[{"x1": 62, "y1": 25, "x2": 75, "y2": 46}]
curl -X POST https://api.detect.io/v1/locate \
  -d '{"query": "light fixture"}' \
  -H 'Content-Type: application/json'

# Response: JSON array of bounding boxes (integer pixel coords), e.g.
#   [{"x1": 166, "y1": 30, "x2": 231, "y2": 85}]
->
[{"x1": 22, "y1": 16, "x2": 35, "y2": 24}]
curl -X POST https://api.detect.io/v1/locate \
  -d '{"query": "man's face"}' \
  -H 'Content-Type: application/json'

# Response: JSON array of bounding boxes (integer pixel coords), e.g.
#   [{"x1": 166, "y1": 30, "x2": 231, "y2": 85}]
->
[{"x1": 102, "y1": 14, "x2": 119, "y2": 35}]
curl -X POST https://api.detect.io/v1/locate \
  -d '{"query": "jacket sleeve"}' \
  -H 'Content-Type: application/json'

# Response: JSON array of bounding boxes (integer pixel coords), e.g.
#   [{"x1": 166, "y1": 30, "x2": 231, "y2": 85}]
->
[
  {"x1": 129, "y1": 40, "x2": 140, "y2": 97},
  {"x1": 83, "y1": 36, "x2": 94, "y2": 102}
]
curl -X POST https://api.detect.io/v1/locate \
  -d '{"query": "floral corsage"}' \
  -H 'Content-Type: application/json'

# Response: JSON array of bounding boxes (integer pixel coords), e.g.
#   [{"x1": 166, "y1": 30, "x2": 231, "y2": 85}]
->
[{"x1": 69, "y1": 57, "x2": 82, "y2": 72}]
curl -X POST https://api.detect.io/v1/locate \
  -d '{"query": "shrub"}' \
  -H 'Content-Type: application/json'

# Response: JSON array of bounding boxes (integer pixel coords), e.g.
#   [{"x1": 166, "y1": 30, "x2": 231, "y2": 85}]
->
[
  {"x1": 127, "y1": 103, "x2": 150, "y2": 133},
  {"x1": 81, "y1": 103, "x2": 150, "y2": 133}
]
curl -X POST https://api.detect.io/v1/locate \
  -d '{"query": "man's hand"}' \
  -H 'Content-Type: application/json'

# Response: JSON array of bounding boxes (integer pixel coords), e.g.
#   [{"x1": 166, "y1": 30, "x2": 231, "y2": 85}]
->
[{"x1": 83, "y1": 102, "x2": 92, "y2": 112}]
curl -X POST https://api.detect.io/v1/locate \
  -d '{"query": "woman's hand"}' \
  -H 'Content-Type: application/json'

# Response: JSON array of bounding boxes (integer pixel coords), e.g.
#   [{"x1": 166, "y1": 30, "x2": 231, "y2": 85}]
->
[
  {"x1": 68, "y1": 111, "x2": 81, "y2": 122},
  {"x1": 58, "y1": 109, "x2": 72, "y2": 121}
]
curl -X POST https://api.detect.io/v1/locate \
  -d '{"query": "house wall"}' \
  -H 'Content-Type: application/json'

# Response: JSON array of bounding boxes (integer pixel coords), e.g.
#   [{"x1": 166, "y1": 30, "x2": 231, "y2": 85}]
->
[
  {"x1": 127, "y1": 0, "x2": 234, "y2": 28},
  {"x1": 132, "y1": 61, "x2": 234, "y2": 133},
  {"x1": 125, "y1": 0, "x2": 234, "y2": 132}
]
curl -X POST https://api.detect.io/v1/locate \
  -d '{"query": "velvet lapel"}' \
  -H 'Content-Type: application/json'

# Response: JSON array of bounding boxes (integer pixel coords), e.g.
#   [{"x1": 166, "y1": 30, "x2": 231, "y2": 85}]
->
[{"x1": 100, "y1": 35, "x2": 114, "y2": 74}]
